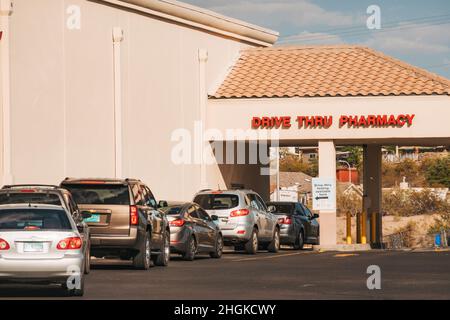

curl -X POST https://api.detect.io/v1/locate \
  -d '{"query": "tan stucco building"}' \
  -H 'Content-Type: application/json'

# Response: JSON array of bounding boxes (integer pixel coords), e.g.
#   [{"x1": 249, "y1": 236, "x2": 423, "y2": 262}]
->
[{"x1": 1, "y1": 0, "x2": 449, "y2": 248}]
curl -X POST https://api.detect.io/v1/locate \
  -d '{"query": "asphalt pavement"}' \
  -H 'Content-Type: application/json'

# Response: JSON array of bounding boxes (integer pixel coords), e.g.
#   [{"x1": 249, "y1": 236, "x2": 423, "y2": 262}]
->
[{"x1": 1, "y1": 248, "x2": 449, "y2": 299}]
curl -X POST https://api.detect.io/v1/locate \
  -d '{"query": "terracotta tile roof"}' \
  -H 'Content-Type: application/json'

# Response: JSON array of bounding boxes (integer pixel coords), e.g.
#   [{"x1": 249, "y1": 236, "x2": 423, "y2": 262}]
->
[{"x1": 211, "y1": 45, "x2": 450, "y2": 99}]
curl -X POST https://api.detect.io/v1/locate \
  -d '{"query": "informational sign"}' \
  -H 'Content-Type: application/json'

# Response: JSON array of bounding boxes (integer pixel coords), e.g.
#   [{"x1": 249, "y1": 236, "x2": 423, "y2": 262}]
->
[
  {"x1": 271, "y1": 189, "x2": 298, "y2": 202},
  {"x1": 312, "y1": 178, "x2": 336, "y2": 211}
]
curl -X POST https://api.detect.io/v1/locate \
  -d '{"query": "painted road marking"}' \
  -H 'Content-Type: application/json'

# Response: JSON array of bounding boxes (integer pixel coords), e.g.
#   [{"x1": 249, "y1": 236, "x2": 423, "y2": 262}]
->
[{"x1": 334, "y1": 253, "x2": 359, "y2": 258}]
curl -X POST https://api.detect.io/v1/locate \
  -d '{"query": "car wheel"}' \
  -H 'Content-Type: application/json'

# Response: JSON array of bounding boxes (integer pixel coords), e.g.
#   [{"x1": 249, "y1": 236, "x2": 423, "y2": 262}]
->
[
  {"x1": 244, "y1": 228, "x2": 258, "y2": 254},
  {"x1": 84, "y1": 240, "x2": 91, "y2": 275},
  {"x1": 133, "y1": 231, "x2": 152, "y2": 270},
  {"x1": 210, "y1": 234, "x2": 223, "y2": 259},
  {"x1": 268, "y1": 228, "x2": 280, "y2": 253},
  {"x1": 153, "y1": 230, "x2": 170, "y2": 266},
  {"x1": 182, "y1": 236, "x2": 196, "y2": 261}
]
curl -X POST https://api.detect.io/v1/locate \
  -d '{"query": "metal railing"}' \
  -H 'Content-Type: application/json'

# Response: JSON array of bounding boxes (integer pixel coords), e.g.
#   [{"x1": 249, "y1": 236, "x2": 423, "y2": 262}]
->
[{"x1": 383, "y1": 229, "x2": 449, "y2": 249}]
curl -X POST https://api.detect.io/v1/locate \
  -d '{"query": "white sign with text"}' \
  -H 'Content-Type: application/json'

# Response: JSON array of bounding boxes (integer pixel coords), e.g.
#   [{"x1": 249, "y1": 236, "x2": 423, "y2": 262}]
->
[{"x1": 312, "y1": 178, "x2": 336, "y2": 211}]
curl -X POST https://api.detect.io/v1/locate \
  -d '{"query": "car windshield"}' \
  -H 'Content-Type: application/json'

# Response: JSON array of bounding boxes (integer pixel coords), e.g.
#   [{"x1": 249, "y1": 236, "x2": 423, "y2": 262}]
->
[
  {"x1": 63, "y1": 184, "x2": 130, "y2": 205},
  {"x1": 268, "y1": 203, "x2": 294, "y2": 215},
  {"x1": 0, "y1": 193, "x2": 61, "y2": 206},
  {"x1": 160, "y1": 206, "x2": 183, "y2": 215},
  {"x1": 0, "y1": 208, "x2": 72, "y2": 231},
  {"x1": 194, "y1": 194, "x2": 239, "y2": 210}
]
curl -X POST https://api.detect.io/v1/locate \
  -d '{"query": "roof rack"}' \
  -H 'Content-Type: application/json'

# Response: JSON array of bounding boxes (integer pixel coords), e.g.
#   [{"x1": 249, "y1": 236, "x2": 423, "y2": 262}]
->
[{"x1": 2, "y1": 184, "x2": 61, "y2": 190}]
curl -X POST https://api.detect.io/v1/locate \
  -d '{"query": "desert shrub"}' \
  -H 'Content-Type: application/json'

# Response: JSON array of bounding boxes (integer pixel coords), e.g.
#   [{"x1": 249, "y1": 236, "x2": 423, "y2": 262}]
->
[
  {"x1": 382, "y1": 188, "x2": 450, "y2": 217},
  {"x1": 279, "y1": 155, "x2": 318, "y2": 177},
  {"x1": 382, "y1": 159, "x2": 424, "y2": 187},
  {"x1": 428, "y1": 211, "x2": 450, "y2": 234},
  {"x1": 393, "y1": 221, "x2": 417, "y2": 247},
  {"x1": 336, "y1": 191, "x2": 362, "y2": 217}
]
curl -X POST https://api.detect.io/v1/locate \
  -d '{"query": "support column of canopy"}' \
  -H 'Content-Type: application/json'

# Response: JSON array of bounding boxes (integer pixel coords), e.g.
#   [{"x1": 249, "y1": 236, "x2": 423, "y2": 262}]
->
[
  {"x1": 318, "y1": 140, "x2": 337, "y2": 246},
  {"x1": 363, "y1": 144, "x2": 382, "y2": 247}
]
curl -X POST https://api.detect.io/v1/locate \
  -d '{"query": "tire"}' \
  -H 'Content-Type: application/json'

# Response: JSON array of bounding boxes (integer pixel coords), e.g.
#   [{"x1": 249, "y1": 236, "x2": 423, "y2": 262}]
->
[
  {"x1": 268, "y1": 228, "x2": 280, "y2": 253},
  {"x1": 210, "y1": 234, "x2": 223, "y2": 259},
  {"x1": 84, "y1": 240, "x2": 91, "y2": 275},
  {"x1": 182, "y1": 236, "x2": 196, "y2": 261},
  {"x1": 133, "y1": 231, "x2": 152, "y2": 270},
  {"x1": 244, "y1": 228, "x2": 258, "y2": 254},
  {"x1": 297, "y1": 230, "x2": 305, "y2": 250},
  {"x1": 153, "y1": 231, "x2": 170, "y2": 266}
]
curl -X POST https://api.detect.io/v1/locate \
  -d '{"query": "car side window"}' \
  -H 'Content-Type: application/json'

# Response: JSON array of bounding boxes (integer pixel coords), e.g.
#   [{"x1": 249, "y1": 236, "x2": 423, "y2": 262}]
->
[
  {"x1": 296, "y1": 203, "x2": 305, "y2": 216},
  {"x1": 302, "y1": 204, "x2": 313, "y2": 217},
  {"x1": 248, "y1": 194, "x2": 261, "y2": 210},
  {"x1": 196, "y1": 206, "x2": 211, "y2": 221},
  {"x1": 187, "y1": 205, "x2": 199, "y2": 219},
  {"x1": 255, "y1": 194, "x2": 267, "y2": 211},
  {"x1": 131, "y1": 184, "x2": 145, "y2": 206},
  {"x1": 145, "y1": 187, "x2": 157, "y2": 208}
]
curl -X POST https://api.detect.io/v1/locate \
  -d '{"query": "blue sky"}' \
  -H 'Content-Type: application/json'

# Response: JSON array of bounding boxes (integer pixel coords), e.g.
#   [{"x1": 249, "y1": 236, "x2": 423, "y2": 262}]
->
[{"x1": 184, "y1": 0, "x2": 450, "y2": 79}]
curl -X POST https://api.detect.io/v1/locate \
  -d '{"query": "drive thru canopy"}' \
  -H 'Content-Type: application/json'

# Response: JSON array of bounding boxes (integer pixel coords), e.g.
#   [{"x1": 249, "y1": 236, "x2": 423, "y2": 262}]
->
[{"x1": 207, "y1": 45, "x2": 450, "y2": 248}]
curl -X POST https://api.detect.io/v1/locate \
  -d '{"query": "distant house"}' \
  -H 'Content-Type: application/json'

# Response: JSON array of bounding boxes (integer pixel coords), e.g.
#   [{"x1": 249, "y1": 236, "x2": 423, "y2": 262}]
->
[{"x1": 270, "y1": 171, "x2": 313, "y2": 204}]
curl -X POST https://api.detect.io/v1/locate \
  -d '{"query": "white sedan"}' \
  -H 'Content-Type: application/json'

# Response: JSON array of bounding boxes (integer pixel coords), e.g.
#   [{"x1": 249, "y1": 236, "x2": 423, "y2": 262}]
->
[{"x1": 0, "y1": 203, "x2": 88, "y2": 296}]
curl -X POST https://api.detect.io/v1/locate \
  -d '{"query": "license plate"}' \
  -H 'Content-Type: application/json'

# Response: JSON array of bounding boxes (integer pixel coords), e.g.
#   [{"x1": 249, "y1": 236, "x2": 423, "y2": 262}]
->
[
  {"x1": 84, "y1": 214, "x2": 100, "y2": 223},
  {"x1": 24, "y1": 242, "x2": 44, "y2": 252}
]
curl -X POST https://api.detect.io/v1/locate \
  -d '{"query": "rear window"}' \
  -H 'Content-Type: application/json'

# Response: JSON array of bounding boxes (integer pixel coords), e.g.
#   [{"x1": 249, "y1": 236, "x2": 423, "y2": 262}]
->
[
  {"x1": 160, "y1": 206, "x2": 182, "y2": 215},
  {"x1": 63, "y1": 184, "x2": 130, "y2": 205},
  {"x1": 268, "y1": 203, "x2": 294, "y2": 215},
  {"x1": 0, "y1": 193, "x2": 61, "y2": 206},
  {"x1": 0, "y1": 209, "x2": 72, "y2": 231},
  {"x1": 194, "y1": 194, "x2": 239, "y2": 210}
]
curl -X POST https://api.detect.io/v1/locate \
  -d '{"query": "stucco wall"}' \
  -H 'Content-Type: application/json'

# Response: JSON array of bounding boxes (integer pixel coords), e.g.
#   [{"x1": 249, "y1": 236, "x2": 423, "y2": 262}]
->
[{"x1": 8, "y1": 0, "x2": 255, "y2": 201}]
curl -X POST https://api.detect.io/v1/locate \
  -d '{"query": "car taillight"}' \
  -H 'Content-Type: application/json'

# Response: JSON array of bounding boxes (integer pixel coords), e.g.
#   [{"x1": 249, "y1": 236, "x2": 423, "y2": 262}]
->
[
  {"x1": 278, "y1": 217, "x2": 292, "y2": 225},
  {"x1": 170, "y1": 219, "x2": 185, "y2": 227},
  {"x1": 230, "y1": 209, "x2": 250, "y2": 217},
  {"x1": 57, "y1": 237, "x2": 82, "y2": 250},
  {"x1": 0, "y1": 238, "x2": 10, "y2": 250},
  {"x1": 130, "y1": 205, "x2": 138, "y2": 225}
]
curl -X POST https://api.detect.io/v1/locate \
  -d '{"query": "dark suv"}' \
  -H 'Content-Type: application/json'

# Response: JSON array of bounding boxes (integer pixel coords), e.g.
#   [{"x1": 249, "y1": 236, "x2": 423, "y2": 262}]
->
[
  {"x1": 0, "y1": 184, "x2": 92, "y2": 273},
  {"x1": 60, "y1": 178, "x2": 170, "y2": 270}
]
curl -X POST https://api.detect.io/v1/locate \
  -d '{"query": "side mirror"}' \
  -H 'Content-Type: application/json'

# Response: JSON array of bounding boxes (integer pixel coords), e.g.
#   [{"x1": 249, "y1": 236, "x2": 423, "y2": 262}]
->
[
  {"x1": 158, "y1": 200, "x2": 168, "y2": 208},
  {"x1": 267, "y1": 205, "x2": 276, "y2": 213},
  {"x1": 81, "y1": 211, "x2": 92, "y2": 220},
  {"x1": 211, "y1": 215, "x2": 219, "y2": 221}
]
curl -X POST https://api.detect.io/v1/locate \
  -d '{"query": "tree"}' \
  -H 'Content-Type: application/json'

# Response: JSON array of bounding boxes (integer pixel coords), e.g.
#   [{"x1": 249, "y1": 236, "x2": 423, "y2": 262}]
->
[{"x1": 425, "y1": 156, "x2": 450, "y2": 188}]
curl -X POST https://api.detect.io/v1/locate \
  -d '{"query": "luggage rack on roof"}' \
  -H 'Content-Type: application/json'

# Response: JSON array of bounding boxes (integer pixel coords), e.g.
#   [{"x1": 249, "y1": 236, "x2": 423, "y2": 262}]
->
[{"x1": 1, "y1": 184, "x2": 61, "y2": 190}]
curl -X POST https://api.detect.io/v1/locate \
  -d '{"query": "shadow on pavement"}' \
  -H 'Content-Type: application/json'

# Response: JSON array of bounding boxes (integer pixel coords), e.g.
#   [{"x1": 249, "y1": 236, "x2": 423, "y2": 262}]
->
[{"x1": 0, "y1": 283, "x2": 69, "y2": 298}]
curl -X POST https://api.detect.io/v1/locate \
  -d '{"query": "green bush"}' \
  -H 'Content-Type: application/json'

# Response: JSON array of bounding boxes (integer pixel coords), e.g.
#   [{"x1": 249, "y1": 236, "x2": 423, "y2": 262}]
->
[{"x1": 424, "y1": 156, "x2": 450, "y2": 188}]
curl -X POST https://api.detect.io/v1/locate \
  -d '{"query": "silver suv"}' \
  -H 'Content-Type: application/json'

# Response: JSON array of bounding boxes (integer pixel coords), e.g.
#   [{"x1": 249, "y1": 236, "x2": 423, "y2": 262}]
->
[{"x1": 193, "y1": 190, "x2": 280, "y2": 254}]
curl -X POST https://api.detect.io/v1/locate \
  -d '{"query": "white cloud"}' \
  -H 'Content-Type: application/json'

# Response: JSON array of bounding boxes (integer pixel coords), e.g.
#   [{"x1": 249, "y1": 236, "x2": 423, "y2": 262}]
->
[
  {"x1": 364, "y1": 23, "x2": 450, "y2": 54},
  {"x1": 187, "y1": 0, "x2": 359, "y2": 29}
]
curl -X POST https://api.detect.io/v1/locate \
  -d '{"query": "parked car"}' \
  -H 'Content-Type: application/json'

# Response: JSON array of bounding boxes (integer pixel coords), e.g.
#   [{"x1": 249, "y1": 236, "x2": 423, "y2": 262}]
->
[
  {"x1": 0, "y1": 185, "x2": 91, "y2": 273},
  {"x1": 0, "y1": 203, "x2": 89, "y2": 296},
  {"x1": 266, "y1": 201, "x2": 320, "y2": 249},
  {"x1": 161, "y1": 202, "x2": 223, "y2": 260},
  {"x1": 60, "y1": 178, "x2": 170, "y2": 270},
  {"x1": 193, "y1": 189, "x2": 280, "y2": 254}
]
